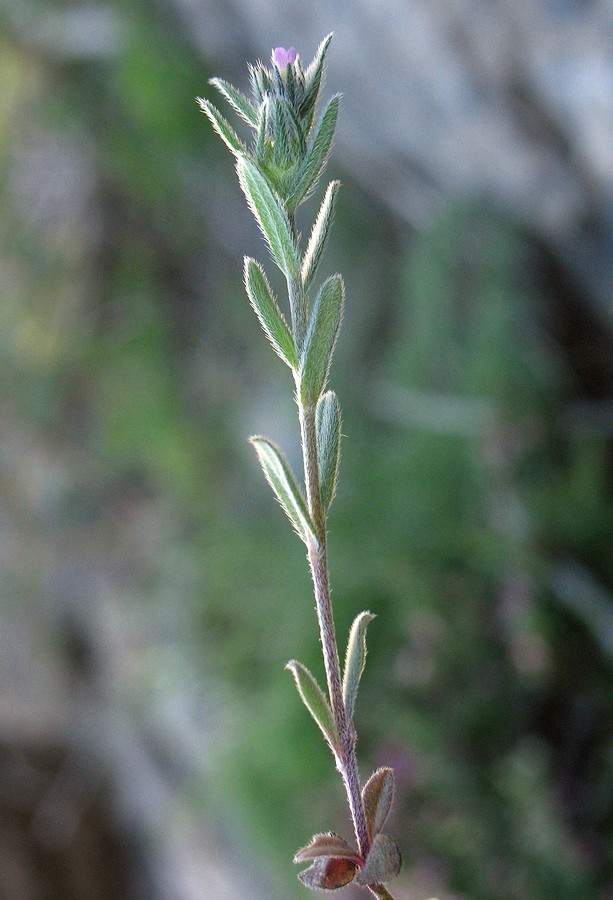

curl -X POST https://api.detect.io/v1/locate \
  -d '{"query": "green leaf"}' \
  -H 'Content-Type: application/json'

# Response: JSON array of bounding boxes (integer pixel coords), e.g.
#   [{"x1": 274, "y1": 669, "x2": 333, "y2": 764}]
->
[
  {"x1": 354, "y1": 834, "x2": 402, "y2": 886},
  {"x1": 300, "y1": 274, "x2": 344, "y2": 406},
  {"x1": 362, "y1": 768, "x2": 395, "y2": 842},
  {"x1": 255, "y1": 100, "x2": 269, "y2": 164},
  {"x1": 286, "y1": 660, "x2": 339, "y2": 753},
  {"x1": 300, "y1": 33, "x2": 334, "y2": 129},
  {"x1": 249, "y1": 437, "x2": 314, "y2": 543},
  {"x1": 197, "y1": 97, "x2": 246, "y2": 157},
  {"x1": 286, "y1": 94, "x2": 339, "y2": 212},
  {"x1": 294, "y1": 833, "x2": 359, "y2": 863},
  {"x1": 209, "y1": 77, "x2": 258, "y2": 127},
  {"x1": 248, "y1": 62, "x2": 272, "y2": 105},
  {"x1": 236, "y1": 157, "x2": 300, "y2": 278},
  {"x1": 244, "y1": 258, "x2": 297, "y2": 368},
  {"x1": 269, "y1": 95, "x2": 306, "y2": 164},
  {"x1": 316, "y1": 390, "x2": 341, "y2": 509},
  {"x1": 342, "y1": 611, "x2": 375, "y2": 722},
  {"x1": 301, "y1": 180, "x2": 340, "y2": 293}
]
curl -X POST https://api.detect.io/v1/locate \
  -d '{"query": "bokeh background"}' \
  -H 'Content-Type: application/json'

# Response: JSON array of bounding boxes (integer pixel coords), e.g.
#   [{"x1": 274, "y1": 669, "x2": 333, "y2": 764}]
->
[{"x1": 1, "y1": 2, "x2": 612, "y2": 898}]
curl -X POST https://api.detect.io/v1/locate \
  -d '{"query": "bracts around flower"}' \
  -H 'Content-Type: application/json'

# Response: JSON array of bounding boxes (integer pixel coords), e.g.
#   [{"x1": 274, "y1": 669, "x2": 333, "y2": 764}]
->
[{"x1": 198, "y1": 37, "x2": 401, "y2": 896}]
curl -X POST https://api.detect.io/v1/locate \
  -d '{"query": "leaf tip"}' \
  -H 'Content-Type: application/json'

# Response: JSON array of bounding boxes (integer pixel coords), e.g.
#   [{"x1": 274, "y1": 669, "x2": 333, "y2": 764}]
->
[
  {"x1": 285, "y1": 660, "x2": 340, "y2": 754},
  {"x1": 293, "y1": 831, "x2": 359, "y2": 864},
  {"x1": 342, "y1": 609, "x2": 376, "y2": 721},
  {"x1": 362, "y1": 766, "x2": 395, "y2": 842}
]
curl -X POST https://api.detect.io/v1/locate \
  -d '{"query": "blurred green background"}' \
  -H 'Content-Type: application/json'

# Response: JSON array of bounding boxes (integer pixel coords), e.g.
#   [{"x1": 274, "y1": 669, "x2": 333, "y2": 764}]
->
[{"x1": 1, "y1": 2, "x2": 612, "y2": 899}]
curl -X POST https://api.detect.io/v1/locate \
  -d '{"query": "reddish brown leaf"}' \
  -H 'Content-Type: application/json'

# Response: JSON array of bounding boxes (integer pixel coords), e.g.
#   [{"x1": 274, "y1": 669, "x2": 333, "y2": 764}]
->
[
  {"x1": 298, "y1": 855, "x2": 358, "y2": 890},
  {"x1": 354, "y1": 833, "x2": 402, "y2": 886},
  {"x1": 294, "y1": 832, "x2": 360, "y2": 863},
  {"x1": 362, "y1": 766, "x2": 394, "y2": 841}
]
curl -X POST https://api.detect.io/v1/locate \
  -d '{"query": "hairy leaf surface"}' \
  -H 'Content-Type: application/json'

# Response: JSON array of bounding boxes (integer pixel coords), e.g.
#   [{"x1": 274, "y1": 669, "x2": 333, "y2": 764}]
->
[
  {"x1": 197, "y1": 98, "x2": 246, "y2": 156},
  {"x1": 250, "y1": 437, "x2": 313, "y2": 542},
  {"x1": 237, "y1": 157, "x2": 300, "y2": 278},
  {"x1": 342, "y1": 611, "x2": 375, "y2": 722},
  {"x1": 244, "y1": 258, "x2": 297, "y2": 368},
  {"x1": 286, "y1": 660, "x2": 339, "y2": 753},
  {"x1": 362, "y1": 767, "x2": 395, "y2": 842},
  {"x1": 209, "y1": 77, "x2": 258, "y2": 127},
  {"x1": 300, "y1": 274, "x2": 344, "y2": 405},
  {"x1": 301, "y1": 180, "x2": 340, "y2": 292},
  {"x1": 316, "y1": 390, "x2": 341, "y2": 509}
]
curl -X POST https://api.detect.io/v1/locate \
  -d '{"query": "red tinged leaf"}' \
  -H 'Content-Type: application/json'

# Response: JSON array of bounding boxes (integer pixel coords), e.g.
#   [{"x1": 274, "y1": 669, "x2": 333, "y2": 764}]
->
[
  {"x1": 294, "y1": 832, "x2": 360, "y2": 863},
  {"x1": 354, "y1": 833, "x2": 402, "y2": 886},
  {"x1": 297, "y1": 855, "x2": 358, "y2": 890},
  {"x1": 362, "y1": 767, "x2": 394, "y2": 841}
]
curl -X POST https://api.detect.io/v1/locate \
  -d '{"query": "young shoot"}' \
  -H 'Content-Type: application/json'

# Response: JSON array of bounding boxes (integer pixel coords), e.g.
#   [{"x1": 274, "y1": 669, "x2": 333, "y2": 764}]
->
[{"x1": 199, "y1": 36, "x2": 401, "y2": 898}]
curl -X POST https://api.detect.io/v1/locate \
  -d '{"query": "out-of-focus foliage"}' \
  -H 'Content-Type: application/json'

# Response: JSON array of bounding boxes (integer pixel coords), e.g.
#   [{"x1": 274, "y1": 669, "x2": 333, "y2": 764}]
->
[
  {"x1": 340, "y1": 206, "x2": 613, "y2": 899},
  {"x1": 1, "y1": 3, "x2": 612, "y2": 899}
]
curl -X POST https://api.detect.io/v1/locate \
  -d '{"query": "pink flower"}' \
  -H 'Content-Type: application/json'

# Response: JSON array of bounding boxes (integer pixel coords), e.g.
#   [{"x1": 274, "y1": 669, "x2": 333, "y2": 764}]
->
[{"x1": 272, "y1": 46, "x2": 297, "y2": 70}]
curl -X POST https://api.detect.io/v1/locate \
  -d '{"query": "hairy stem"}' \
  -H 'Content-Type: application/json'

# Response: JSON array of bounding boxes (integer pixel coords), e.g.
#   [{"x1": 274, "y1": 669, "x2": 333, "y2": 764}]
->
[
  {"x1": 369, "y1": 885, "x2": 395, "y2": 899},
  {"x1": 298, "y1": 402, "x2": 396, "y2": 897},
  {"x1": 298, "y1": 401, "x2": 371, "y2": 861}
]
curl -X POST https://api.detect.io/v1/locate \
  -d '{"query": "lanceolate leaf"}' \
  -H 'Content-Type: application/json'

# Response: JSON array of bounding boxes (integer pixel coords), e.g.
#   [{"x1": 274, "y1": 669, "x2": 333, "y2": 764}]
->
[
  {"x1": 197, "y1": 98, "x2": 246, "y2": 156},
  {"x1": 286, "y1": 94, "x2": 340, "y2": 211},
  {"x1": 300, "y1": 32, "x2": 334, "y2": 129},
  {"x1": 354, "y1": 834, "x2": 402, "y2": 886},
  {"x1": 294, "y1": 833, "x2": 359, "y2": 863},
  {"x1": 316, "y1": 391, "x2": 341, "y2": 509},
  {"x1": 255, "y1": 100, "x2": 269, "y2": 164},
  {"x1": 362, "y1": 768, "x2": 395, "y2": 842},
  {"x1": 300, "y1": 274, "x2": 344, "y2": 406},
  {"x1": 244, "y1": 258, "x2": 297, "y2": 368},
  {"x1": 301, "y1": 180, "x2": 340, "y2": 293},
  {"x1": 249, "y1": 437, "x2": 314, "y2": 542},
  {"x1": 209, "y1": 77, "x2": 258, "y2": 127},
  {"x1": 248, "y1": 62, "x2": 272, "y2": 105},
  {"x1": 342, "y1": 611, "x2": 375, "y2": 722},
  {"x1": 269, "y1": 95, "x2": 306, "y2": 164},
  {"x1": 286, "y1": 660, "x2": 339, "y2": 753},
  {"x1": 236, "y1": 157, "x2": 300, "y2": 278}
]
